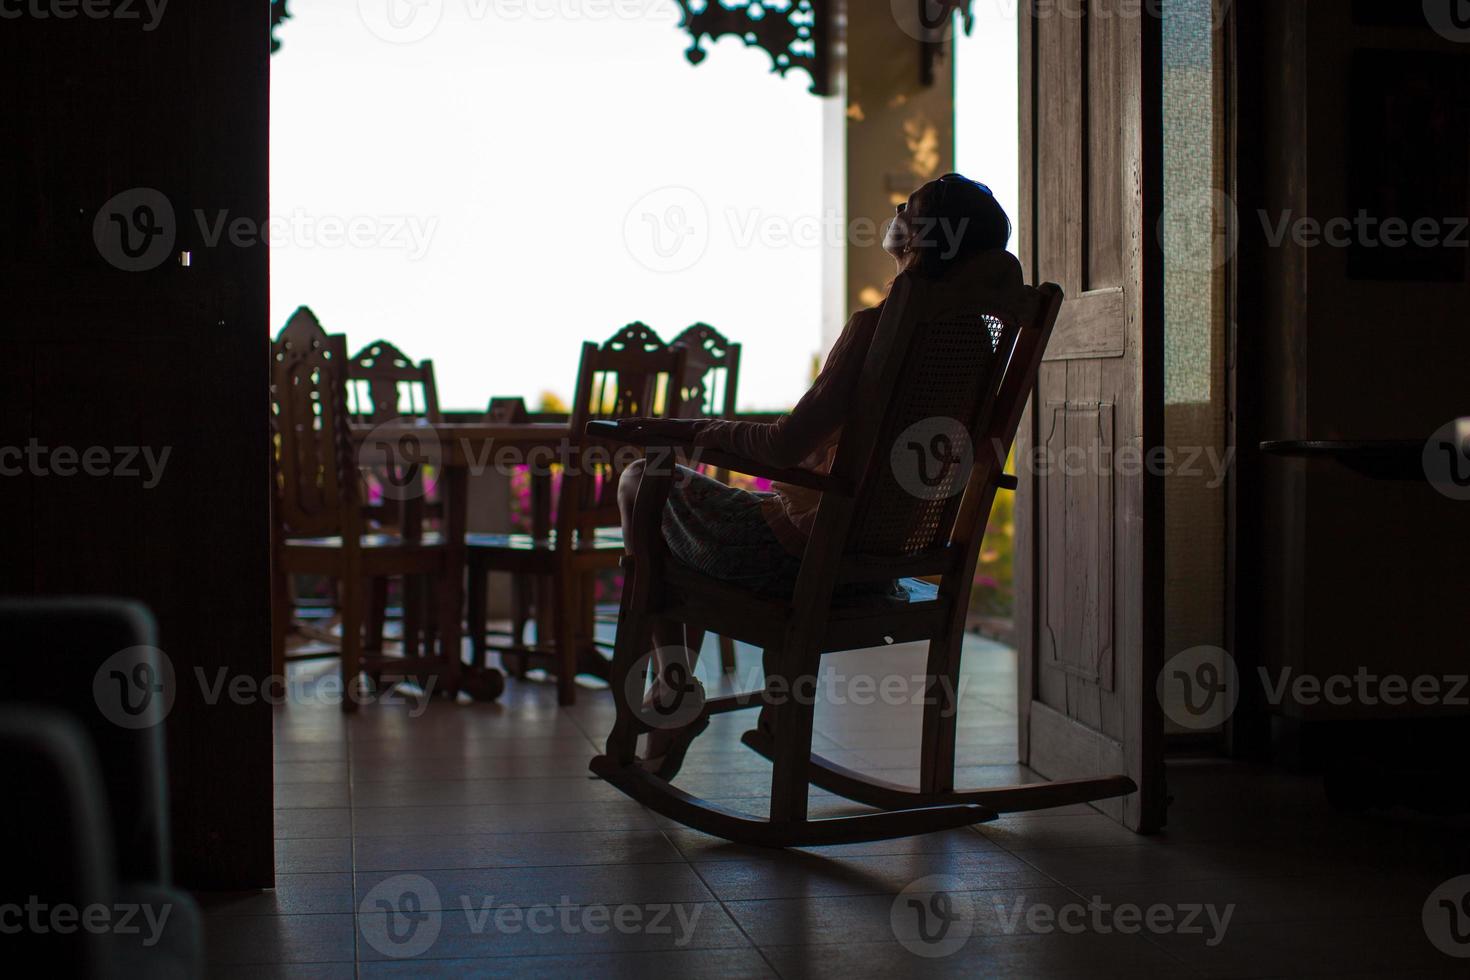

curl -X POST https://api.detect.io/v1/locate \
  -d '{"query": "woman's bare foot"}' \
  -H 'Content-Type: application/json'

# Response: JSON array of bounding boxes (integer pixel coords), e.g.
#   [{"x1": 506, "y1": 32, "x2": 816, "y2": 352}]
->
[{"x1": 638, "y1": 671, "x2": 708, "y2": 780}]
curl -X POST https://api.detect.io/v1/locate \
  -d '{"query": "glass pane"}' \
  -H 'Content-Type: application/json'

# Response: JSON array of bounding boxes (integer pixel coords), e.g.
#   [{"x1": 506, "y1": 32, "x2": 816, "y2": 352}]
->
[{"x1": 1161, "y1": 0, "x2": 1230, "y2": 736}]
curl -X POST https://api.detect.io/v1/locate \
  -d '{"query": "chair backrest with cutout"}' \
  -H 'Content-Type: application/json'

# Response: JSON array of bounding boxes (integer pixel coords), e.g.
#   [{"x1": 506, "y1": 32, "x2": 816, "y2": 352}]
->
[
  {"x1": 346, "y1": 340, "x2": 441, "y2": 425},
  {"x1": 270, "y1": 321, "x2": 357, "y2": 541},
  {"x1": 670, "y1": 322, "x2": 741, "y2": 420},
  {"x1": 560, "y1": 323, "x2": 688, "y2": 538}
]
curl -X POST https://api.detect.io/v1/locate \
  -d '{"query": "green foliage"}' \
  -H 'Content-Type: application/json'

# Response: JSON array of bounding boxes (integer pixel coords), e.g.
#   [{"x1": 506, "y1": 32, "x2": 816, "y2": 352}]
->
[{"x1": 969, "y1": 453, "x2": 1015, "y2": 618}]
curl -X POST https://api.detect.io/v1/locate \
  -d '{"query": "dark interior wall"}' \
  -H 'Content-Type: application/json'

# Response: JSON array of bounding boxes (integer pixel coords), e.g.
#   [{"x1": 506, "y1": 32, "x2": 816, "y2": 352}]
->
[
  {"x1": 1246, "y1": 0, "x2": 1470, "y2": 721},
  {"x1": 1, "y1": 8, "x2": 273, "y2": 887}
]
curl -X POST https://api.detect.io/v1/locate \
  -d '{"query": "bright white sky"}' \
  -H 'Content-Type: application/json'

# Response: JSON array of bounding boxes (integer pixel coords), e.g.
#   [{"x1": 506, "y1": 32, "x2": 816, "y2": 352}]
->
[
  {"x1": 955, "y1": 1, "x2": 1021, "y2": 263},
  {"x1": 270, "y1": 1, "x2": 1016, "y2": 412}
]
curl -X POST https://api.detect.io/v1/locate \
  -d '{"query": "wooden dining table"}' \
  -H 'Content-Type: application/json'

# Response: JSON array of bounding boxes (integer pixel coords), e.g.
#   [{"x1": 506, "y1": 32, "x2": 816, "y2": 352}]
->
[{"x1": 350, "y1": 420, "x2": 571, "y2": 697}]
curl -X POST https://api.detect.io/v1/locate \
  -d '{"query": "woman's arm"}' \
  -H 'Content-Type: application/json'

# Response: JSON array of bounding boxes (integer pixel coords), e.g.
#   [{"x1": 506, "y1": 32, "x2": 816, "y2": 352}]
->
[{"x1": 693, "y1": 307, "x2": 882, "y2": 469}]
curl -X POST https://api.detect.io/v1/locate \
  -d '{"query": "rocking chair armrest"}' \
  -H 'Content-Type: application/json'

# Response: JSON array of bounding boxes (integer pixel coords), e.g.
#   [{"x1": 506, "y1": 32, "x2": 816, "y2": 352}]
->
[{"x1": 585, "y1": 421, "x2": 852, "y2": 495}]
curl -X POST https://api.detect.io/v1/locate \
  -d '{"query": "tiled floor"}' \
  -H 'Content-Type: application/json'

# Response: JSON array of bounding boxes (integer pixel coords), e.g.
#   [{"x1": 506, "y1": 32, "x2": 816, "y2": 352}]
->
[{"x1": 200, "y1": 636, "x2": 1470, "y2": 978}]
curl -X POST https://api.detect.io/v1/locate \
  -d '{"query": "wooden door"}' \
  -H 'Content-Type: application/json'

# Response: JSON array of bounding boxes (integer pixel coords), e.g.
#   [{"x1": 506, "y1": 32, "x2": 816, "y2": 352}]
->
[{"x1": 1015, "y1": 0, "x2": 1166, "y2": 831}]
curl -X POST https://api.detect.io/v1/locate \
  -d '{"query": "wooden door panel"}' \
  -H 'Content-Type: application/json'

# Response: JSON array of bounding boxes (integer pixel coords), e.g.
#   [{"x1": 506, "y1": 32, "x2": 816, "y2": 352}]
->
[
  {"x1": 1017, "y1": 0, "x2": 1165, "y2": 832},
  {"x1": 1044, "y1": 288, "x2": 1127, "y2": 360},
  {"x1": 1038, "y1": 399, "x2": 1116, "y2": 691},
  {"x1": 1086, "y1": 5, "x2": 1126, "y2": 291}
]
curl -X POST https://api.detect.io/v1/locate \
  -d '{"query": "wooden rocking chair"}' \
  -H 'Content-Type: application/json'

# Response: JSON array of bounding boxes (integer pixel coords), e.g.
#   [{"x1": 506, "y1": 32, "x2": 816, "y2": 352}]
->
[{"x1": 588, "y1": 258, "x2": 1136, "y2": 846}]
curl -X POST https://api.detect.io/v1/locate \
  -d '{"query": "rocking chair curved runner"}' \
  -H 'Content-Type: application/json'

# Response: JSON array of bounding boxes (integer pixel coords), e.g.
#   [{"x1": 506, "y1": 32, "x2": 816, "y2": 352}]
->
[{"x1": 588, "y1": 256, "x2": 1135, "y2": 846}]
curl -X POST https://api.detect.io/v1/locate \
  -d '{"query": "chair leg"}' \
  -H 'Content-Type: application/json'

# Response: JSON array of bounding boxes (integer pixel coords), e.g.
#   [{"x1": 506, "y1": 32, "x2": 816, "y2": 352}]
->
[
  {"x1": 402, "y1": 574, "x2": 423, "y2": 660},
  {"x1": 511, "y1": 574, "x2": 532, "y2": 648},
  {"x1": 339, "y1": 574, "x2": 365, "y2": 713},
  {"x1": 765, "y1": 641, "x2": 818, "y2": 824},
  {"x1": 366, "y1": 577, "x2": 389, "y2": 655},
  {"x1": 920, "y1": 631, "x2": 964, "y2": 795},
  {"x1": 466, "y1": 562, "x2": 488, "y2": 671},
  {"x1": 533, "y1": 576, "x2": 551, "y2": 652},
  {"x1": 603, "y1": 564, "x2": 654, "y2": 767},
  {"x1": 575, "y1": 569, "x2": 612, "y2": 682},
  {"x1": 718, "y1": 635, "x2": 737, "y2": 674}
]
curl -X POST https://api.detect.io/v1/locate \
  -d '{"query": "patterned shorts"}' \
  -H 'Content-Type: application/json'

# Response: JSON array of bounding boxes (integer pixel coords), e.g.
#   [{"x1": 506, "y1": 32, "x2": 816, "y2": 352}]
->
[
  {"x1": 660, "y1": 466, "x2": 802, "y2": 599},
  {"x1": 660, "y1": 466, "x2": 902, "y2": 601}
]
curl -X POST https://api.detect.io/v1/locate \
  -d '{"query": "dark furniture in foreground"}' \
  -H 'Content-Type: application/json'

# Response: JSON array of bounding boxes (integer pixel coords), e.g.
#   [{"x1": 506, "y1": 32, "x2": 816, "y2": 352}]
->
[
  {"x1": 591, "y1": 259, "x2": 1136, "y2": 845},
  {"x1": 0, "y1": 598, "x2": 202, "y2": 978}
]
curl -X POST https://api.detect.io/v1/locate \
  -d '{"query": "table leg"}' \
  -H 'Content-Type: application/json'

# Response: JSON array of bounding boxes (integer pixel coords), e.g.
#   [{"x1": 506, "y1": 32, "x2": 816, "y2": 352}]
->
[{"x1": 437, "y1": 463, "x2": 468, "y2": 696}]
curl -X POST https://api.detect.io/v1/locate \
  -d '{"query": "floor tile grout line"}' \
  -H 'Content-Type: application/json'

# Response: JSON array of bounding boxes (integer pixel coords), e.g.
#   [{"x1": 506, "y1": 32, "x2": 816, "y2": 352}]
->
[
  {"x1": 341, "y1": 696, "x2": 361, "y2": 973},
  {"x1": 670, "y1": 826, "x2": 789, "y2": 980}
]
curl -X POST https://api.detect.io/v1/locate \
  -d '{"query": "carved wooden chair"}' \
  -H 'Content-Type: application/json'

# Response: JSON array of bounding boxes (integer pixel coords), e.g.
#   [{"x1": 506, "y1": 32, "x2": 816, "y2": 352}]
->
[
  {"x1": 346, "y1": 339, "x2": 444, "y2": 663},
  {"x1": 271, "y1": 308, "x2": 343, "y2": 649},
  {"x1": 670, "y1": 323, "x2": 743, "y2": 675},
  {"x1": 466, "y1": 324, "x2": 687, "y2": 704},
  {"x1": 589, "y1": 261, "x2": 1135, "y2": 845},
  {"x1": 270, "y1": 326, "x2": 455, "y2": 710}
]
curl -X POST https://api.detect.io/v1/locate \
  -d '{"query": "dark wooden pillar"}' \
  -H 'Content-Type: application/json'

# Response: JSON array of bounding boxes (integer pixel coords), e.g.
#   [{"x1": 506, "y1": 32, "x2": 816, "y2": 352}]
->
[{"x1": 1, "y1": 6, "x2": 273, "y2": 889}]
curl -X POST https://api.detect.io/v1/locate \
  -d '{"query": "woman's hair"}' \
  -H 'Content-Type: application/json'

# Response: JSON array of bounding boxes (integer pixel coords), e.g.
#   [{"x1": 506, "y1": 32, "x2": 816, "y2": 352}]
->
[{"x1": 894, "y1": 173, "x2": 1011, "y2": 279}]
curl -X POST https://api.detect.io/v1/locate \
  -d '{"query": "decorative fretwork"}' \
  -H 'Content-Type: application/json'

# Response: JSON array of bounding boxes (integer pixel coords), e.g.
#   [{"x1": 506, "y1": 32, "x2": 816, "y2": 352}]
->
[
  {"x1": 918, "y1": 1, "x2": 977, "y2": 87},
  {"x1": 673, "y1": 0, "x2": 834, "y2": 96},
  {"x1": 602, "y1": 321, "x2": 668, "y2": 356},
  {"x1": 270, "y1": 0, "x2": 291, "y2": 55},
  {"x1": 670, "y1": 322, "x2": 739, "y2": 418}
]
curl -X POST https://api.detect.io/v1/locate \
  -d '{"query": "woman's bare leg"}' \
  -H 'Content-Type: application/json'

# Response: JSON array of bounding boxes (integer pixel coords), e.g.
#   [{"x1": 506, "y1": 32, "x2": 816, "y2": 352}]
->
[
  {"x1": 616, "y1": 458, "x2": 644, "y2": 552},
  {"x1": 617, "y1": 460, "x2": 699, "y2": 687}
]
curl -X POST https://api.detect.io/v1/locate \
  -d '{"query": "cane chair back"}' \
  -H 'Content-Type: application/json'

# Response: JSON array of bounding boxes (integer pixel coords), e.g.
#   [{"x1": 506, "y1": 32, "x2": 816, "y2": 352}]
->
[
  {"x1": 814, "y1": 254, "x2": 1053, "y2": 587},
  {"x1": 843, "y1": 314, "x2": 1011, "y2": 558}
]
